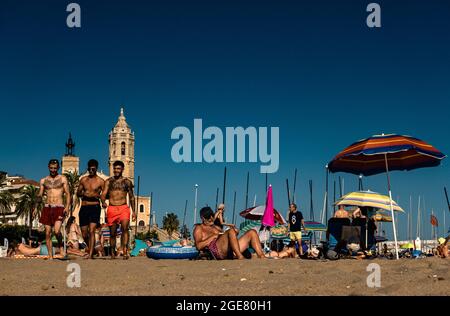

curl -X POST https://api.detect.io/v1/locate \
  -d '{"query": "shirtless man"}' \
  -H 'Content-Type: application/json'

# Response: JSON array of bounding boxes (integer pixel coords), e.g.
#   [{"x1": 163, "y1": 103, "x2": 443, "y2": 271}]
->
[
  {"x1": 194, "y1": 206, "x2": 265, "y2": 260},
  {"x1": 334, "y1": 205, "x2": 349, "y2": 218},
  {"x1": 76, "y1": 159, "x2": 104, "y2": 259},
  {"x1": 36, "y1": 159, "x2": 70, "y2": 259},
  {"x1": 101, "y1": 160, "x2": 136, "y2": 259}
]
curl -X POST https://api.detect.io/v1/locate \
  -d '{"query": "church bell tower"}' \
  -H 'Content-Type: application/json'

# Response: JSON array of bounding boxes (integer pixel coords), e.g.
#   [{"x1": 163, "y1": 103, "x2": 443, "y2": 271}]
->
[
  {"x1": 61, "y1": 133, "x2": 80, "y2": 174},
  {"x1": 109, "y1": 108, "x2": 135, "y2": 183}
]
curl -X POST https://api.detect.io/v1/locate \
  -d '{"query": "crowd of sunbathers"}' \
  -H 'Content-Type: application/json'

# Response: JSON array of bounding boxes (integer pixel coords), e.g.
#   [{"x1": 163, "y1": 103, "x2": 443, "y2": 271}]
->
[
  {"x1": 192, "y1": 202, "x2": 322, "y2": 260},
  {"x1": 4, "y1": 158, "x2": 449, "y2": 261}
]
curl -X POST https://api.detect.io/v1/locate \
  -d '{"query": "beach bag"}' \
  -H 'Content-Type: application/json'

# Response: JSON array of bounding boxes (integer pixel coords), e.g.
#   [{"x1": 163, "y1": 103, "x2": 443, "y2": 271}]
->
[{"x1": 0, "y1": 238, "x2": 8, "y2": 258}]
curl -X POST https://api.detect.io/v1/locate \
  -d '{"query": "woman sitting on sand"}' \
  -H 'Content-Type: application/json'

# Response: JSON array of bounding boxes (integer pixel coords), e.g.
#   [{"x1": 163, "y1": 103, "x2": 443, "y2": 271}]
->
[{"x1": 66, "y1": 216, "x2": 84, "y2": 251}]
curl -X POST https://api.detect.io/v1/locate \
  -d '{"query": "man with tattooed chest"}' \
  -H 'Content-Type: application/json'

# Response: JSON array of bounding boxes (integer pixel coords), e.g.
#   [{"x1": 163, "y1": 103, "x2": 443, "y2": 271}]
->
[
  {"x1": 37, "y1": 159, "x2": 71, "y2": 259},
  {"x1": 77, "y1": 159, "x2": 105, "y2": 259},
  {"x1": 101, "y1": 160, "x2": 136, "y2": 259}
]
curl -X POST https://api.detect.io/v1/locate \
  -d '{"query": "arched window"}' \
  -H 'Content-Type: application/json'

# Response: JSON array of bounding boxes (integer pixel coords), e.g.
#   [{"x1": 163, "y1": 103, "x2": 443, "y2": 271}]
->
[
  {"x1": 121, "y1": 142, "x2": 126, "y2": 156},
  {"x1": 140, "y1": 204, "x2": 144, "y2": 213},
  {"x1": 139, "y1": 220, "x2": 145, "y2": 227}
]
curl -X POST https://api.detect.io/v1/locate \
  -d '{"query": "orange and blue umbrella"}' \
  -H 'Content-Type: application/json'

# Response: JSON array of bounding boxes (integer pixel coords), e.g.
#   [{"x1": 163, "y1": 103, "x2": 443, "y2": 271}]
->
[{"x1": 328, "y1": 134, "x2": 446, "y2": 176}]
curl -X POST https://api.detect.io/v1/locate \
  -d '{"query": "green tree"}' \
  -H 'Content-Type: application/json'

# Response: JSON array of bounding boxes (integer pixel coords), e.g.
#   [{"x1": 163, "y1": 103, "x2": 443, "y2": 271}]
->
[
  {"x1": 136, "y1": 229, "x2": 159, "y2": 241},
  {"x1": 162, "y1": 213, "x2": 179, "y2": 239},
  {"x1": 0, "y1": 190, "x2": 15, "y2": 224},
  {"x1": 63, "y1": 171, "x2": 80, "y2": 216},
  {"x1": 15, "y1": 185, "x2": 43, "y2": 238}
]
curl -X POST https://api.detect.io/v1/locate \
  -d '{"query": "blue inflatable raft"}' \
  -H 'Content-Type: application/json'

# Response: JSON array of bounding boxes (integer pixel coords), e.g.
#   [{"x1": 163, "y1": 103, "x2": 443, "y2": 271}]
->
[{"x1": 146, "y1": 246, "x2": 199, "y2": 260}]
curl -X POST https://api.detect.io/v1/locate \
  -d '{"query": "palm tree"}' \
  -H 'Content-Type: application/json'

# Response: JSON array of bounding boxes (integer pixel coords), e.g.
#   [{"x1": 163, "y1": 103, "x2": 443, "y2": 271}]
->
[
  {"x1": 0, "y1": 172, "x2": 7, "y2": 187},
  {"x1": 15, "y1": 185, "x2": 43, "y2": 238},
  {"x1": 0, "y1": 190, "x2": 15, "y2": 224},
  {"x1": 63, "y1": 171, "x2": 80, "y2": 216},
  {"x1": 162, "y1": 213, "x2": 179, "y2": 239}
]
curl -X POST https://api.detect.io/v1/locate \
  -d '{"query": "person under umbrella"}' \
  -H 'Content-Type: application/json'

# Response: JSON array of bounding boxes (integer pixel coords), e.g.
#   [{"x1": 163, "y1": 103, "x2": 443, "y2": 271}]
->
[{"x1": 328, "y1": 133, "x2": 446, "y2": 259}]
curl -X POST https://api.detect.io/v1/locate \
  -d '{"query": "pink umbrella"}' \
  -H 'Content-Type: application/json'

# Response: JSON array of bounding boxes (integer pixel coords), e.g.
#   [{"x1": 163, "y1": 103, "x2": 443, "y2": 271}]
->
[{"x1": 262, "y1": 185, "x2": 275, "y2": 227}]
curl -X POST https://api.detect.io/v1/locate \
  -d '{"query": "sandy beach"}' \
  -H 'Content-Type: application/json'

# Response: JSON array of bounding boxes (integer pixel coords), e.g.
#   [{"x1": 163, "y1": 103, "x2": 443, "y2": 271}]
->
[{"x1": 0, "y1": 257, "x2": 448, "y2": 296}]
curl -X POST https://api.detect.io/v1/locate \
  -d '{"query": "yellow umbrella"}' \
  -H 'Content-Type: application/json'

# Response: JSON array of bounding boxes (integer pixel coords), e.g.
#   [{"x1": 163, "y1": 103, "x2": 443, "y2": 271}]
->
[
  {"x1": 400, "y1": 242, "x2": 414, "y2": 249},
  {"x1": 335, "y1": 190, "x2": 404, "y2": 212}
]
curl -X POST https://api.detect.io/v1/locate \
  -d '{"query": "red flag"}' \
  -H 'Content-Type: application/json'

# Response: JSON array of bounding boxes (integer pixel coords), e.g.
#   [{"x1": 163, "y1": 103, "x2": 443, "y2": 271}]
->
[{"x1": 430, "y1": 215, "x2": 439, "y2": 227}]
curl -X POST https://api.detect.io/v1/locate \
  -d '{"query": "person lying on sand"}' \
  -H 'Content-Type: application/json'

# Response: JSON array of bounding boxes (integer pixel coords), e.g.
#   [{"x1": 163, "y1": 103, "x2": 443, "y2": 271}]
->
[
  {"x1": 7, "y1": 241, "x2": 86, "y2": 258},
  {"x1": 265, "y1": 245, "x2": 297, "y2": 259},
  {"x1": 194, "y1": 206, "x2": 265, "y2": 260}
]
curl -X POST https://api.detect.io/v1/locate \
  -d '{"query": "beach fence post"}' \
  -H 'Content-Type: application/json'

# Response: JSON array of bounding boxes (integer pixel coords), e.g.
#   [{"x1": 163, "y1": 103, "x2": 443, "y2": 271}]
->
[
  {"x1": 232, "y1": 191, "x2": 237, "y2": 225},
  {"x1": 286, "y1": 179, "x2": 291, "y2": 206},
  {"x1": 333, "y1": 180, "x2": 336, "y2": 212},
  {"x1": 292, "y1": 168, "x2": 298, "y2": 204},
  {"x1": 309, "y1": 180, "x2": 316, "y2": 245},
  {"x1": 182, "y1": 199, "x2": 188, "y2": 238},
  {"x1": 444, "y1": 187, "x2": 450, "y2": 213},
  {"x1": 134, "y1": 176, "x2": 140, "y2": 239},
  {"x1": 194, "y1": 184, "x2": 199, "y2": 227},
  {"x1": 265, "y1": 173, "x2": 268, "y2": 193},
  {"x1": 417, "y1": 195, "x2": 421, "y2": 239},
  {"x1": 148, "y1": 191, "x2": 153, "y2": 232},
  {"x1": 222, "y1": 167, "x2": 227, "y2": 204},
  {"x1": 443, "y1": 209, "x2": 446, "y2": 237},
  {"x1": 325, "y1": 165, "x2": 329, "y2": 223},
  {"x1": 215, "y1": 188, "x2": 219, "y2": 211},
  {"x1": 245, "y1": 172, "x2": 249, "y2": 210}
]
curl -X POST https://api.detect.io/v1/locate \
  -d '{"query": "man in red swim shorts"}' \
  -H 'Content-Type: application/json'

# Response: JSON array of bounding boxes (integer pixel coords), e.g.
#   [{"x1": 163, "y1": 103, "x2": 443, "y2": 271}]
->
[
  {"x1": 101, "y1": 160, "x2": 136, "y2": 259},
  {"x1": 37, "y1": 159, "x2": 71, "y2": 259}
]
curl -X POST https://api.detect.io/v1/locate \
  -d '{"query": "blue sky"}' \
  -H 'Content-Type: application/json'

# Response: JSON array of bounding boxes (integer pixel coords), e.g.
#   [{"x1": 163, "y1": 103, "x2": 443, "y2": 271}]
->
[{"x1": 1, "y1": 0, "x2": 449, "y2": 239}]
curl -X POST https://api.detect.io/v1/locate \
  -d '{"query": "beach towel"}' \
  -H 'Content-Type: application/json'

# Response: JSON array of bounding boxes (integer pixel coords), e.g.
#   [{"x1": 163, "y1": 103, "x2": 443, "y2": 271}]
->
[{"x1": 130, "y1": 239, "x2": 148, "y2": 257}]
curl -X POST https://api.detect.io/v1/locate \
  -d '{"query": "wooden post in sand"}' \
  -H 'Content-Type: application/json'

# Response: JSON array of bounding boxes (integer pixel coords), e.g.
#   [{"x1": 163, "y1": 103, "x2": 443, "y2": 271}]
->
[
  {"x1": 134, "y1": 176, "x2": 140, "y2": 239},
  {"x1": 215, "y1": 187, "x2": 219, "y2": 211},
  {"x1": 292, "y1": 168, "x2": 298, "y2": 204},
  {"x1": 182, "y1": 199, "x2": 188, "y2": 237},
  {"x1": 333, "y1": 180, "x2": 336, "y2": 212},
  {"x1": 232, "y1": 191, "x2": 237, "y2": 225},
  {"x1": 222, "y1": 167, "x2": 227, "y2": 204},
  {"x1": 245, "y1": 172, "x2": 249, "y2": 210}
]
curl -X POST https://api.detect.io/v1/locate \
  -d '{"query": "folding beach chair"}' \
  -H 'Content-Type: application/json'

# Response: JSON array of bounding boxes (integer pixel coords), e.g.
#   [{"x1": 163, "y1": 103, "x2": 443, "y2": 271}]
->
[{"x1": 324, "y1": 217, "x2": 351, "y2": 260}]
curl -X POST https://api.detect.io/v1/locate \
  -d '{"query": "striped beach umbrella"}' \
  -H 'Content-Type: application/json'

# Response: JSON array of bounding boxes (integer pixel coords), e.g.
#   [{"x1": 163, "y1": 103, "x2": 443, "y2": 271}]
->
[
  {"x1": 328, "y1": 134, "x2": 446, "y2": 176},
  {"x1": 303, "y1": 221, "x2": 327, "y2": 231},
  {"x1": 328, "y1": 134, "x2": 446, "y2": 260},
  {"x1": 239, "y1": 219, "x2": 261, "y2": 233},
  {"x1": 336, "y1": 190, "x2": 404, "y2": 212}
]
